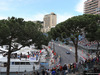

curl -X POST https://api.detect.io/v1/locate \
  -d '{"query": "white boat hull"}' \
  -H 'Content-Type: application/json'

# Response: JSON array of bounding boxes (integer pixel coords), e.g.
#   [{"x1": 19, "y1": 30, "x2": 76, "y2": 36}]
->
[{"x1": 0, "y1": 65, "x2": 40, "y2": 72}]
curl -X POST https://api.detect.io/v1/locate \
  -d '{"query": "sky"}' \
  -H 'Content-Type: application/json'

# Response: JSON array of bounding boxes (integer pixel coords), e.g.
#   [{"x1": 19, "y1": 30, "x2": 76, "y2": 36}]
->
[{"x1": 0, "y1": 0, "x2": 87, "y2": 24}]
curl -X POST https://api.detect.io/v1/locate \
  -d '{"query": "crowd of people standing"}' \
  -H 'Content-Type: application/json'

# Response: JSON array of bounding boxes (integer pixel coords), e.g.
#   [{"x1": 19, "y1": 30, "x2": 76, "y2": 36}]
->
[{"x1": 32, "y1": 55, "x2": 100, "y2": 75}]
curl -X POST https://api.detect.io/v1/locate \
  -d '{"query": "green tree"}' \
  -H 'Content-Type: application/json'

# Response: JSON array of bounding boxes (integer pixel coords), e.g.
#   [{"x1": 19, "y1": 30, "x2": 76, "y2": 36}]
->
[
  {"x1": 95, "y1": 27, "x2": 100, "y2": 49},
  {"x1": 85, "y1": 14, "x2": 100, "y2": 50},
  {"x1": 49, "y1": 14, "x2": 99, "y2": 62},
  {"x1": 48, "y1": 28, "x2": 58, "y2": 40},
  {"x1": 62, "y1": 15, "x2": 88, "y2": 62},
  {"x1": 48, "y1": 22, "x2": 66, "y2": 41},
  {"x1": 35, "y1": 33, "x2": 50, "y2": 49},
  {"x1": 0, "y1": 17, "x2": 48, "y2": 75}
]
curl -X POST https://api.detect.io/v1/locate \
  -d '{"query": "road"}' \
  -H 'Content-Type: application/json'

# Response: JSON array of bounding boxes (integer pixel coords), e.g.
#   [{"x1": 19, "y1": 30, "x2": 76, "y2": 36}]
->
[{"x1": 51, "y1": 42, "x2": 75, "y2": 66}]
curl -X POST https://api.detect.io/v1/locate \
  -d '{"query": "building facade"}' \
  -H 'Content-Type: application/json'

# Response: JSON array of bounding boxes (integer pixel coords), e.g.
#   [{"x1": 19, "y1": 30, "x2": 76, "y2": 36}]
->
[
  {"x1": 43, "y1": 12, "x2": 57, "y2": 32},
  {"x1": 84, "y1": 0, "x2": 100, "y2": 14}
]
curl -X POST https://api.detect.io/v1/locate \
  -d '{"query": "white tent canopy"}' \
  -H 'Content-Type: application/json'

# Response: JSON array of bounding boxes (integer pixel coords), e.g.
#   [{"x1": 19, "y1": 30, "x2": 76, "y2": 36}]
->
[{"x1": 0, "y1": 47, "x2": 8, "y2": 52}]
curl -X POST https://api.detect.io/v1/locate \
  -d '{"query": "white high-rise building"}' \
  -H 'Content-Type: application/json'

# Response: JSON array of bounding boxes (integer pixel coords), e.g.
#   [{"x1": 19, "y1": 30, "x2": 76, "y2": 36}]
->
[
  {"x1": 43, "y1": 12, "x2": 57, "y2": 32},
  {"x1": 84, "y1": 0, "x2": 100, "y2": 14}
]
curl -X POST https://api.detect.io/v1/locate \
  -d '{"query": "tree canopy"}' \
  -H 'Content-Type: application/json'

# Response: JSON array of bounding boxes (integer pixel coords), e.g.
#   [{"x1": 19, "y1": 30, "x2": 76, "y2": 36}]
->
[
  {"x1": 49, "y1": 14, "x2": 100, "y2": 62},
  {"x1": 0, "y1": 17, "x2": 49, "y2": 75},
  {"x1": 84, "y1": 14, "x2": 100, "y2": 50}
]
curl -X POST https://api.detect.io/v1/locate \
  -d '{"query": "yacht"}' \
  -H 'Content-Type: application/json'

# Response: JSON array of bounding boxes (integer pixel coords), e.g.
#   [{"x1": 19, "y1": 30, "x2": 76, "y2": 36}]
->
[{"x1": 0, "y1": 48, "x2": 40, "y2": 73}]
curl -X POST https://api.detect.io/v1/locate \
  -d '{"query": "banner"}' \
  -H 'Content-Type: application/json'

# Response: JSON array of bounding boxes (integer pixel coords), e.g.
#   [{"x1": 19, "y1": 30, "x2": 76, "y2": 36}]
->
[{"x1": 29, "y1": 57, "x2": 36, "y2": 61}]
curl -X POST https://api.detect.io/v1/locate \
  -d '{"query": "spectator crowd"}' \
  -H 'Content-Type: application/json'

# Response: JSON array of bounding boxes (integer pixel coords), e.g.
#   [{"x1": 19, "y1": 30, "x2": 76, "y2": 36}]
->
[{"x1": 32, "y1": 55, "x2": 100, "y2": 75}]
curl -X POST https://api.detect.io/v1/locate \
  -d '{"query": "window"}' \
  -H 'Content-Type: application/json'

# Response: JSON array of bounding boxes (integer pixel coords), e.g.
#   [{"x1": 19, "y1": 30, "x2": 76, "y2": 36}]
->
[
  {"x1": 12, "y1": 62, "x2": 14, "y2": 65},
  {"x1": 25, "y1": 62, "x2": 30, "y2": 65},
  {"x1": 34, "y1": 62, "x2": 39, "y2": 65},
  {"x1": 15, "y1": 62, "x2": 20, "y2": 65},
  {"x1": 4, "y1": 62, "x2": 7, "y2": 67},
  {"x1": 21, "y1": 62, "x2": 25, "y2": 65}
]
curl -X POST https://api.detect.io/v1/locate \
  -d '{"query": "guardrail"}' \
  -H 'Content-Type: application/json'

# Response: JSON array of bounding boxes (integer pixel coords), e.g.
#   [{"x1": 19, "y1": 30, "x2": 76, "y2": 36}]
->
[{"x1": 69, "y1": 41, "x2": 100, "y2": 50}]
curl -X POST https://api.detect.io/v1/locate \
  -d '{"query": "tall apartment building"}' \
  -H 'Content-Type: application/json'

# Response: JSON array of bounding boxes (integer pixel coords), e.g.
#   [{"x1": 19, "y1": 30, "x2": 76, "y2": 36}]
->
[
  {"x1": 84, "y1": 0, "x2": 100, "y2": 14},
  {"x1": 43, "y1": 12, "x2": 57, "y2": 32}
]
